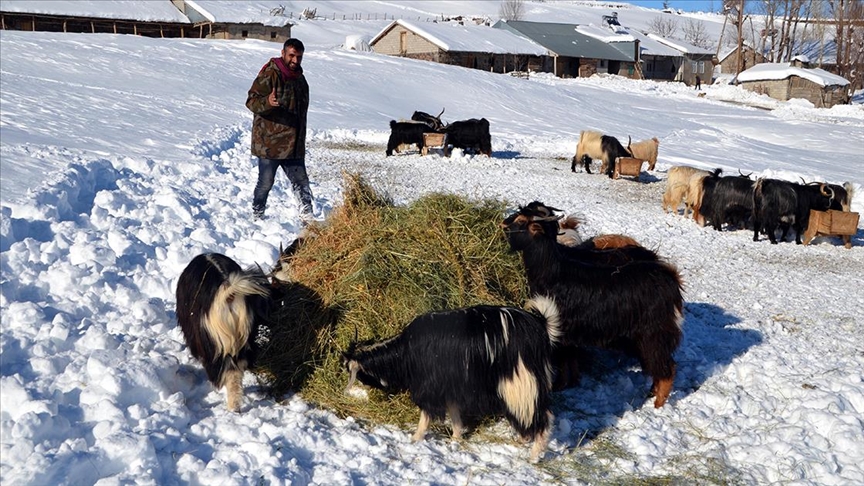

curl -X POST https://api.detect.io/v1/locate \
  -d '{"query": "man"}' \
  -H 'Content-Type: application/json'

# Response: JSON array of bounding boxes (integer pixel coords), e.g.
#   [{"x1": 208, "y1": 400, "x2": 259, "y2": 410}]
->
[
  {"x1": 694, "y1": 75, "x2": 702, "y2": 91},
  {"x1": 246, "y1": 38, "x2": 313, "y2": 222}
]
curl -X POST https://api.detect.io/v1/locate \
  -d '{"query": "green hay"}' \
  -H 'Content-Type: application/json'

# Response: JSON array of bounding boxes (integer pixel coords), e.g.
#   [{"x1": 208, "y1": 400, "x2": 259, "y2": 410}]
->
[{"x1": 255, "y1": 172, "x2": 528, "y2": 428}]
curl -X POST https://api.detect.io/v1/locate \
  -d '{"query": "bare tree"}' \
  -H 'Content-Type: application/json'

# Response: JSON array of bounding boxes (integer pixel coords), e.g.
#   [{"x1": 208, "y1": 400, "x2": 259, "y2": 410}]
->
[
  {"x1": 499, "y1": 0, "x2": 526, "y2": 21},
  {"x1": 648, "y1": 16, "x2": 679, "y2": 37},
  {"x1": 827, "y1": 0, "x2": 864, "y2": 89},
  {"x1": 683, "y1": 18, "x2": 713, "y2": 48}
]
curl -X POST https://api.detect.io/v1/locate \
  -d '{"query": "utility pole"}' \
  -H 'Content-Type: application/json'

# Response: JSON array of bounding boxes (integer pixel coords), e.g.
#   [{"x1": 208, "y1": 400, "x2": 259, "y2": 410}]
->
[{"x1": 735, "y1": 0, "x2": 745, "y2": 78}]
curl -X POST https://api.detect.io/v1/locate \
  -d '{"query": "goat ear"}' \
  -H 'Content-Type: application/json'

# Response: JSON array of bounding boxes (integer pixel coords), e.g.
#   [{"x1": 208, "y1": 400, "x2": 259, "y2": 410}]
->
[{"x1": 528, "y1": 221, "x2": 546, "y2": 237}]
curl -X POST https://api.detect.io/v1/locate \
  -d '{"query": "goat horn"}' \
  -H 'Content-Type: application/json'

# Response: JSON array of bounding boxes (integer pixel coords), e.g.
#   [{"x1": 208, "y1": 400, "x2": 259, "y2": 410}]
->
[
  {"x1": 531, "y1": 215, "x2": 563, "y2": 222},
  {"x1": 345, "y1": 361, "x2": 359, "y2": 393},
  {"x1": 437, "y1": 107, "x2": 445, "y2": 118},
  {"x1": 820, "y1": 183, "x2": 835, "y2": 198}
]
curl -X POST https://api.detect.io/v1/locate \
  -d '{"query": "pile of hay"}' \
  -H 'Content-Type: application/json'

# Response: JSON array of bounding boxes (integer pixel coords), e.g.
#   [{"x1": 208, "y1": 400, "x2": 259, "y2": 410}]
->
[{"x1": 256, "y1": 172, "x2": 529, "y2": 428}]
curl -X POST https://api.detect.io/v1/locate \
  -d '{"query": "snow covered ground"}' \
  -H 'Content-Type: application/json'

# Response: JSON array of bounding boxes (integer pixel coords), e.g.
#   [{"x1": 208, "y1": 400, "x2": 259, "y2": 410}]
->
[{"x1": 2, "y1": 16, "x2": 864, "y2": 486}]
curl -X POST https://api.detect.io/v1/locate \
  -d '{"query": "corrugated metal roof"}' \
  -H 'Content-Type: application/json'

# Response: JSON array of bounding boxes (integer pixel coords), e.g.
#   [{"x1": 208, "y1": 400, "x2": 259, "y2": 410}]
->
[
  {"x1": 493, "y1": 20, "x2": 634, "y2": 62},
  {"x1": 370, "y1": 19, "x2": 547, "y2": 55}
]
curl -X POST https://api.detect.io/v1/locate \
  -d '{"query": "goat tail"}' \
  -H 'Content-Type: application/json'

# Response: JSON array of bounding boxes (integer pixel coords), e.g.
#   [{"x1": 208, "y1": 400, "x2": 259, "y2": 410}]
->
[
  {"x1": 204, "y1": 272, "x2": 269, "y2": 360},
  {"x1": 844, "y1": 182, "x2": 855, "y2": 211},
  {"x1": 525, "y1": 295, "x2": 562, "y2": 345}
]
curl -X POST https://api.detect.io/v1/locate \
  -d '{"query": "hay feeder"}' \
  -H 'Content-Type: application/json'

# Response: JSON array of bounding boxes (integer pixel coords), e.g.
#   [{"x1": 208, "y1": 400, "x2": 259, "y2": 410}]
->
[
  {"x1": 421, "y1": 133, "x2": 447, "y2": 156},
  {"x1": 613, "y1": 157, "x2": 645, "y2": 180},
  {"x1": 803, "y1": 209, "x2": 859, "y2": 249}
]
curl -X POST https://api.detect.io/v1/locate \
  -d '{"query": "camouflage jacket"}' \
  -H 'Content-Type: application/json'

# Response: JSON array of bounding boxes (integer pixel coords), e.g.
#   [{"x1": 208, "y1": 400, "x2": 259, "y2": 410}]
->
[{"x1": 246, "y1": 58, "x2": 309, "y2": 160}]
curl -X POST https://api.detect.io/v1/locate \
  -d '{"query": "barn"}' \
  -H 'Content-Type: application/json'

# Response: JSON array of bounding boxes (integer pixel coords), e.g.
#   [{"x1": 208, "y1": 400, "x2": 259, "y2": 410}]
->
[
  {"x1": 370, "y1": 19, "x2": 548, "y2": 74},
  {"x1": 736, "y1": 56, "x2": 851, "y2": 108},
  {"x1": 0, "y1": 0, "x2": 293, "y2": 42},
  {"x1": 493, "y1": 20, "x2": 638, "y2": 79}
]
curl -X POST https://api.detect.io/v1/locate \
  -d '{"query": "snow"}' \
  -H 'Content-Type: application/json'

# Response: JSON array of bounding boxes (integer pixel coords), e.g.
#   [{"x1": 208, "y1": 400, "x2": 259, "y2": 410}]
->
[
  {"x1": 0, "y1": 0, "x2": 190, "y2": 23},
  {"x1": 576, "y1": 23, "x2": 636, "y2": 43},
  {"x1": 2, "y1": 5, "x2": 864, "y2": 486},
  {"x1": 370, "y1": 19, "x2": 547, "y2": 55},
  {"x1": 190, "y1": 1, "x2": 293, "y2": 27},
  {"x1": 737, "y1": 62, "x2": 851, "y2": 87},
  {"x1": 645, "y1": 32, "x2": 715, "y2": 55}
]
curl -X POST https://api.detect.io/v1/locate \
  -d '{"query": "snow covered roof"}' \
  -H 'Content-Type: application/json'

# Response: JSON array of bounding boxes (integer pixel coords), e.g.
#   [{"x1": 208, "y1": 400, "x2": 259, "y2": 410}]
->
[
  {"x1": 737, "y1": 62, "x2": 850, "y2": 86},
  {"x1": 646, "y1": 32, "x2": 714, "y2": 55},
  {"x1": 371, "y1": 19, "x2": 547, "y2": 55},
  {"x1": 188, "y1": 1, "x2": 293, "y2": 27},
  {"x1": 576, "y1": 24, "x2": 635, "y2": 43},
  {"x1": 494, "y1": 20, "x2": 634, "y2": 62},
  {"x1": 626, "y1": 29, "x2": 684, "y2": 57},
  {"x1": 0, "y1": 0, "x2": 190, "y2": 23}
]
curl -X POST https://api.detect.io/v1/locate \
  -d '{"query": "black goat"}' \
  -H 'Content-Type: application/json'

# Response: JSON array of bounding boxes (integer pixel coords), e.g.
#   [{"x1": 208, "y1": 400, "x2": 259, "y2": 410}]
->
[
  {"x1": 444, "y1": 118, "x2": 492, "y2": 157},
  {"x1": 753, "y1": 178, "x2": 835, "y2": 244},
  {"x1": 698, "y1": 172, "x2": 755, "y2": 230},
  {"x1": 501, "y1": 202, "x2": 684, "y2": 408},
  {"x1": 343, "y1": 296, "x2": 561, "y2": 463},
  {"x1": 386, "y1": 120, "x2": 438, "y2": 156},
  {"x1": 411, "y1": 108, "x2": 446, "y2": 131}
]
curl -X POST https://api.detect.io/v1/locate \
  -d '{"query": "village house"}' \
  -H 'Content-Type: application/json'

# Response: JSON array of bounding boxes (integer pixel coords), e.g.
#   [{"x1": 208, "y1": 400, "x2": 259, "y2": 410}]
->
[
  {"x1": 736, "y1": 56, "x2": 851, "y2": 107},
  {"x1": 0, "y1": 0, "x2": 292, "y2": 42},
  {"x1": 369, "y1": 19, "x2": 548, "y2": 74},
  {"x1": 493, "y1": 20, "x2": 637, "y2": 78},
  {"x1": 716, "y1": 44, "x2": 767, "y2": 80},
  {"x1": 638, "y1": 33, "x2": 715, "y2": 86}
]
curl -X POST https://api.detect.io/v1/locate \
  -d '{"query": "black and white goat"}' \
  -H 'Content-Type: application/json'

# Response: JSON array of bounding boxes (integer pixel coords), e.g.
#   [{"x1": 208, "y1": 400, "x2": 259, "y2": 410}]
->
[
  {"x1": 501, "y1": 202, "x2": 683, "y2": 407},
  {"x1": 175, "y1": 253, "x2": 270, "y2": 412},
  {"x1": 343, "y1": 296, "x2": 561, "y2": 463},
  {"x1": 571, "y1": 130, "x2": 632, "y2": 177}
]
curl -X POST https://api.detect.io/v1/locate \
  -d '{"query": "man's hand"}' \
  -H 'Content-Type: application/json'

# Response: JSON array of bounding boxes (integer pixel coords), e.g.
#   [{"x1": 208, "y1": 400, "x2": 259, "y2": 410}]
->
[{"x1": 267, "y1": 87, "x2": 279, "y2": 107}]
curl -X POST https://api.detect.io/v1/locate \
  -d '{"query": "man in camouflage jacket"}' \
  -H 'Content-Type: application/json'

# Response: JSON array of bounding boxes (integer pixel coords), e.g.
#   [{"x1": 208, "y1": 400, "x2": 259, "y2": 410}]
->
[{"x1": 246, "y1": 38, "x2": 312, "y2": 221}]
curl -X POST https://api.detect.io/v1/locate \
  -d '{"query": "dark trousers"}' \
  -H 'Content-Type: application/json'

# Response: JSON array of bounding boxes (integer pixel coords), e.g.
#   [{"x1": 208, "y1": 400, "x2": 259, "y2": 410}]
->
[{"x1": 252, "y1": 157, "x2": 313, "y2": 216}]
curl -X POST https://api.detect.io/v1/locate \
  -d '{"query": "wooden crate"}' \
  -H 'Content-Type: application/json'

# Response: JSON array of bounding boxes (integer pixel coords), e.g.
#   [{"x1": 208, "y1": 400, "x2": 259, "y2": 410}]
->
[
  {"x1": 613, "y1": 157, "x2": 644, "y2": 179},
  {"x1": 803, "y1": 209, "x2": 859, "y2": 248},
  {"x1": 421, "y1": 133, "x2": 447, "y2": 156}
]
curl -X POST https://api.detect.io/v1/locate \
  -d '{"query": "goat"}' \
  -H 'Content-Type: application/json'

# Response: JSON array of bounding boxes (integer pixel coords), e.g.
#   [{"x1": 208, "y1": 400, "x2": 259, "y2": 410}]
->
[
  {"x1": 662, "y1": 166, "x2": 718, "y2": 218},
  {"x1": 501, "y1": 202, "x2": 683, "y2": 407},
  {"x1": 343, "y1": 296, "x2": 562, "y2": 463},
  {"x1": 698, "y1": 171, "x2": 754, "y2": 230},
  {"x1": 571, "y1": 130, "x2": 632, "y2": 177},
  {"x1": 627, "y1": 136, "x2": 660, "y2": 171},
  {"x1": 752, "y1": 178, "x2": 835, "y2": 244},
  {"x1": 386, "y1": 120, "x2": 439, "y2": 156},
  {"x1": 411, "y1": 108, "x2": 446, "y2": 131},
  {"x1": 444, "y1": 118, "x2": 492, "y2": 157},
  {"x1": 175, "y1": 253, "x2": 270, "y2": 412}
]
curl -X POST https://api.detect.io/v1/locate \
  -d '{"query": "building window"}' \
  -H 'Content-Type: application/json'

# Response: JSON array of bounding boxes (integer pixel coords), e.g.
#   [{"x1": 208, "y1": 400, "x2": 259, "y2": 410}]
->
[
  {"x1": 271, "y1": 31, "x2": 277, "y2": 40},
  {"x1": 698, "y1": 61, "x2": 705, "y2": 74},
  {"x1": 242, "y1": 30, "x2": 248, "y2": 38},
  {"x1": 600, "y1": 59, "x2": 607, "y2": 68}
]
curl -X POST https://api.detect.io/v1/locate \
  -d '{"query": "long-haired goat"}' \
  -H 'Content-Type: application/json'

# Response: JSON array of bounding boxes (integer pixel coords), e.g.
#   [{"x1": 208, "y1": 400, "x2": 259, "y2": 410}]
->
[
  {"x1": 662, "y1": 166, "x2": 719, "y2": 219},
  {"x1": 175, "y1": 253, "x2": 270, "y2": 412},
  {"x1": 627, "y1": 136, "x2": 660, "y2": 171},
  {"x1": 698, "y1": 171, "x2": 755, "y2": 230},
  {"x1": 571, "y1": 130, "x2": 632, "y2": 177},
  {"x1": 752, "y1": 178, "x2": 835, "y2": 244},
  {"x1": 501, "y1": 202, "x2": 683, "y2": 408},
  {"x1": 343, "y1": 296, "x2": 561, "y2": 463}
]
